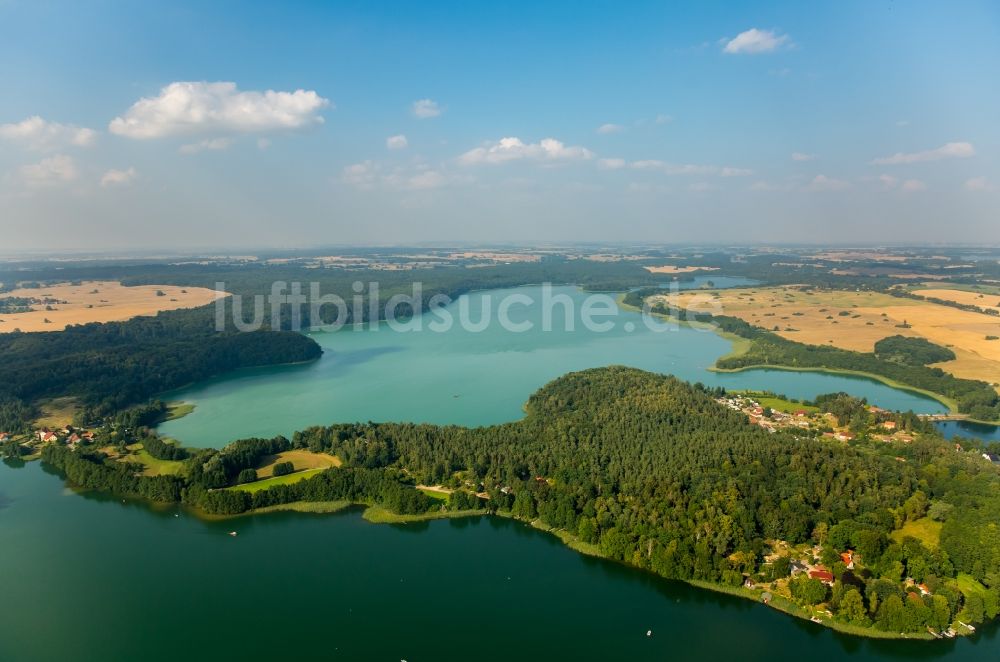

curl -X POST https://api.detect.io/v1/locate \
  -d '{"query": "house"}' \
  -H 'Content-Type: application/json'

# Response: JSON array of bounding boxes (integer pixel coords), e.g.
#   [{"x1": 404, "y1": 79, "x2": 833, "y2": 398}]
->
[
  {"x1": 882, "y1": 421, "x2": 897, "y2": 431},
  {"x1": 982, "y1": 453, "x2": 1000, "y2": 464},
  {"x1": 835, "y1": 432, "x2": 855, "y2": 442},
  {"x1": 794, "y1": 410, "x2": 808, "y2": 417},
  {"x1": 809, "y1": 568, "x2": 835, "y2": 585},
  {"x1": 840, "y1": 550, "x2": 855, "y2": 569},
  {"x1": 918, "y1": 583, "x2": 931, "y2": 596},
  {"x1": 67, "y1": 433, "x2": 82, "y2": 446},
  {"x1": 790, "y1": 560, "x2": 808, "y2": 576},
  {"x1": 37, "y1": 429, "x2": 57, "y2": 443},
  {"x1": 0, "y1": 432, "x2": 10, "y2": 442}
]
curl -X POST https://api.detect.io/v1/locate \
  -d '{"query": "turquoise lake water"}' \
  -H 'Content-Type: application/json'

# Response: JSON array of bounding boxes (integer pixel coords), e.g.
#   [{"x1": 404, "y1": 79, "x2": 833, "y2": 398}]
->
[{"x1": 159, "y1": 283, "x2": 946, "y2": 447}]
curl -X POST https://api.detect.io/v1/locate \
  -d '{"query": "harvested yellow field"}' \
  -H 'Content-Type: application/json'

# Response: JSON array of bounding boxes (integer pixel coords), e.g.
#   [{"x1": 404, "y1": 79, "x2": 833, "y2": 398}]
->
[
  {"x1": 644, "y1": 265, "x2": 719, "y2": 274},
  {"x1": 255, "y1": 450, "x2": 341, "y2": 478},
  {"x1": 0, "y1": 281, "x2": 225, "y2": 333},
  {"x1": 913, "y1": 288, "x2": 1000, "y2": 315},
  {"x1": 658, "y1": 286, "x2": 1000, "y2": 387}
]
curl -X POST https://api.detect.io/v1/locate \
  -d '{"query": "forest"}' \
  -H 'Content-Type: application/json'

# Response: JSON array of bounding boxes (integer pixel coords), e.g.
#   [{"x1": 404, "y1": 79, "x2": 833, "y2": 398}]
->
[
  {"x1": 0, "y1": 311, "x2": 321, "y2": 430},
  {"x1": 40, "y1": 366, "x2": 1000, "y2": 635}
]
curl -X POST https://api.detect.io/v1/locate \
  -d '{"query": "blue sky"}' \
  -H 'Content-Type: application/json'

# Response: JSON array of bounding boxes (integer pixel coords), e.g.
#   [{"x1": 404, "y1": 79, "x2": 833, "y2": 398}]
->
[{"x1": 1, "y1": 0, "x2": 998, "y2": 250}]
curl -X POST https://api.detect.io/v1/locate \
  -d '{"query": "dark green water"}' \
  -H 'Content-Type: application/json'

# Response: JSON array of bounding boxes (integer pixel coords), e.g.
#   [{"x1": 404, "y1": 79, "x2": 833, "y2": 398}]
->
[{"x1": 1, "y1": 461, "x2": 997, "y2": 662}]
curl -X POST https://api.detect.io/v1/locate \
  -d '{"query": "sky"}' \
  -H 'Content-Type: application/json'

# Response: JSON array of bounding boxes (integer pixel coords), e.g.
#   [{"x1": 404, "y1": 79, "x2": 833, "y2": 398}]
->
[{"x1": 1, "y1": 0, "x2": 998, "y2": 251}]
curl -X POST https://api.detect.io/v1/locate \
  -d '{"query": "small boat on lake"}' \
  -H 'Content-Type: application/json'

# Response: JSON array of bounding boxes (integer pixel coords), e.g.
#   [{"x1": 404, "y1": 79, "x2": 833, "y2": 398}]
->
[{"x1": 228, "y1": 531, "x2": 238, "y2": 537}]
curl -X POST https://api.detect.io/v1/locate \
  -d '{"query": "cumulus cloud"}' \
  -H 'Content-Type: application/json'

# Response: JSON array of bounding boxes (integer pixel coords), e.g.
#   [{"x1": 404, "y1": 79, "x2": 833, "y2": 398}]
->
[
  {"x1": 0, "y1": 116, "x2": 97, "y2": 150},
  {"x1": 18, "y1": 154, "x2": 78, "y2": 187},
  {"x1": 791, "y1": 152, "x2": 815, "y2": 161},
  {"x1": 108, "y1": 82, "x2": 330, "y2": 139},
  {"x1": 100, "y1": 167, "x2": 138, "y2": 187},
  {"x1": 808, "y1": 174, "x2": 850, "y2": 191},
  {"x1": 386, "y1": 134, "x2": 408, "y2": 150},
  {"x1": 871, "y1": 141, "x2": 974, "y2": 165},
  {"x1": 964, "y1": 176, "x2": 993, "y2": 191},
  {"x1": 722, "y1": 28, "x2": 791, "y2": 54},
  {"x1": 596, "y1": 123, "x2": 624, "y2": 134},
  {"x1": 178, "y1": 137, "x2": 233, "y2": 154},
  {"x1": 411, "y1": 99, "x2": 442, "y2": 119},
  {"x1": 458, "y1": 137, "x2": 594, "y2": 166},
  {"x1": 597, "y1": 158, "x2": 626, "y2": 170}
]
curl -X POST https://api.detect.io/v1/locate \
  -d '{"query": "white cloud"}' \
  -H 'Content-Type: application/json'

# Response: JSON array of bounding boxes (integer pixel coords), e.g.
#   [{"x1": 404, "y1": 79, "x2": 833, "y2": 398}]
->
[
  {"x1": 397, "y1": 169, "x2": 448, "y2": 191},
  {"x1": 18, "y1": 154, "x2": 78, "y2": 187},
  {"x1": 964, "y1": 176, "x2": 993, "y2": 191},
  {"x1": 596, "y1": 123, "x2": 624, "y2": 134},
  {"x1": 901, "y1": 179, "x2": 925, "y2": 192},
  {"x1": 109, "y1": 82, "x2": 330, "y2": 139},
  {"x1": 0, "y1": 116, "x2": 97, "y2": 150},
  {"x1": 100, "y1": 167, "x2": 137, "y2": 187},
  {"x1": 630, "y1": 159, "x2": 665, "y2": 170},
  {"x1": 871, "y1": 141, "x2": 974, "y2": 165},
  {"x1": 343, "y1": 160, "x2": 465, "y2": 192},
  {"x1": 458, "y1": 137, "x2": 594, "y2": 166},
  {"x1": 342, "y1": 161, "x2": 379, "y2": 190},
  {"x1": 808, "y1": 174, "x2": 850, "y2": 191},
  {"x1": 722, "y1": 28, "x2": 791, "y2": 54},
  {"x1": 386, "y1": 134, "x2": 408, "y2": 150},
  {"x1": 627, "y1": 160, "x2": 751, "y2": 176},
  {"x1": 178, "y1": 137, "x2": 233, "y2": 154},
  {"x1": 655, "y1": 114, "x2": 673, "y2": 124},
  {"x1": 791, "y1": 152, "x2": 815, "y2": 161},
  {"x1": 878, "y1": 174, "x2": 898, "y2": 189},
  {"x1": 597, "y1": 158, "x2": 626, "y2": 170},
  {"x1": 412, "y1": 99, "x2": 442, "y2": 119}
]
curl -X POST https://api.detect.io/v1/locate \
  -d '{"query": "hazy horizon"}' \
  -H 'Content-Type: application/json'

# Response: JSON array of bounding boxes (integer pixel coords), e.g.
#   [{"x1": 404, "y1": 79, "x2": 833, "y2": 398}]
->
[{"x1": 2, "y1": 0, "x2": 998, "y2": 250}]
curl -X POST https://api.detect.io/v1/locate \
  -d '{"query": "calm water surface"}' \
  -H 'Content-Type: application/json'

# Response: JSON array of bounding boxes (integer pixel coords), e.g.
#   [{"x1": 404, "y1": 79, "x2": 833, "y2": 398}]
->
[
  {"x1": 160, "y1": 284, "x2": 945, "y2": 447},
  {"x1": 0, "y1": 461, "x2": 996, "y2": 662}
]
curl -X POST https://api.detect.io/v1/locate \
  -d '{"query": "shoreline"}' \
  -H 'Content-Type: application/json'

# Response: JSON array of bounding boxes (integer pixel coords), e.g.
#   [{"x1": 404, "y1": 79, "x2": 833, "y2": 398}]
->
[
  {"x1": 616, "y1": 293, "x2": 1000, "y2": 425},
  {"x1": 209, "y1": 498, "x2": 947, "y2": 641},
  {"x1": 25, "y1": 449, "x2": 975, "y2": 642}
]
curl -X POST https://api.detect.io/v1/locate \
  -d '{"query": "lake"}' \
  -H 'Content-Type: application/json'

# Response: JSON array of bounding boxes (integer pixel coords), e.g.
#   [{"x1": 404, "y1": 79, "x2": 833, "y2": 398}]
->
[
  {"x1": 0, "y1": 460, "x2": 997, "y2": 662},
  {"x1": 936, "y1": 420, "x2": 1000, "y2": 442},
  {"x1": 4, "y1": 281, "x2": 986, "y2": 662},
  {"x1": 159, "y1": 284, "x2": 946, "y2": 448}
]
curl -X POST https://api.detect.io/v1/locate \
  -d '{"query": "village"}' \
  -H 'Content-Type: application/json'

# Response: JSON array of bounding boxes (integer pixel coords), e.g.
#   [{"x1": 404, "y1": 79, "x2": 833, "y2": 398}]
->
[{"x1": 719, "y1": 392, "x2": 919, "y2": 443}]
